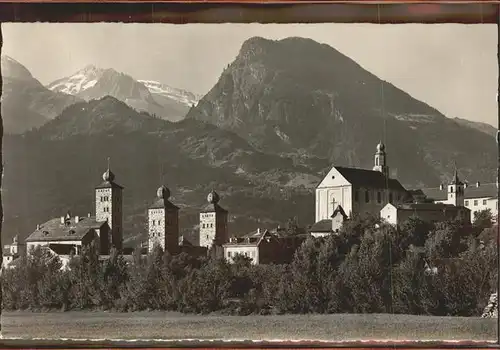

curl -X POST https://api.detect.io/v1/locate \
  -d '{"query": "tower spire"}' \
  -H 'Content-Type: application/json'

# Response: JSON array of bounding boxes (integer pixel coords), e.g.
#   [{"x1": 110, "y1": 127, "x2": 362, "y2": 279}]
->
[{"x1": 107, "y1": 157, "x2": 110, "y2": 170}]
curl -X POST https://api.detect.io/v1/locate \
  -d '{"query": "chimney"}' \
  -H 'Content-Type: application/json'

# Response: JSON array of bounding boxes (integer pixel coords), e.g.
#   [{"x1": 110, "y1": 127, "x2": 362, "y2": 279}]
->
[
  {"x1": 257, "y1": 228, "x2": 261, "y2": 234},
  {"x1": 464, "y1": 182, "x2": 468, "y2": 189},
  {"x1": 75, "y1": 216, "x2": 80, "y2": 224},
  {"x1": 439, "y1": 184, "x2": 444, "y2": 191},
  {"x1": 476, "y1": 181, "x2": 481, "y2": 188},
  {"x1": 36, "y1": 224, "x2": 40, "y2": 230},
  {"x1": 88, "y1": 212, "x2": 91, "y2": 218},
  {"x1": 60, "y1": 216, "x2": 65, "y2": 224}
]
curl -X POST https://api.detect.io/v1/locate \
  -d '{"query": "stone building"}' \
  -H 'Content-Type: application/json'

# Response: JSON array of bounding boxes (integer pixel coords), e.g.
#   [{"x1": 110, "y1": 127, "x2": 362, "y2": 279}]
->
[
  {"x1": 25, "y1": 166, "x2": 121, "y2": 257},
  {"x1": 313, "y1": 142, "x2": 409, "y2": 228},
  {"x1": 25, "y1": 212, "x2": 110, "y2": 258},
  {"x1": 95, "y1": 165, "x2": 124, "y2": 251},
  {"x1": 147, "y1": 185, "x2": 180, "y2": 255},
  {"x1": 380, "y1": 202, "x2": 471, "y2": 227},
  {"x1": 417, "y1": 169, "x2": 498, "y2": 223},
  {"x1": 199, "y1": 190, "x2": 229, "y2": 248}
]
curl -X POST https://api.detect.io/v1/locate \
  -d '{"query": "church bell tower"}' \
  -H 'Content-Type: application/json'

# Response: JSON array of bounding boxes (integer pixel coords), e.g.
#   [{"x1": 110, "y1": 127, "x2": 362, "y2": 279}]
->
[
  {"x1": 447, "y1": 165, "x2": 465, "y2": 207},
  {"x1": 373, "y1": 141, "x2": 389, "y2": 177}
]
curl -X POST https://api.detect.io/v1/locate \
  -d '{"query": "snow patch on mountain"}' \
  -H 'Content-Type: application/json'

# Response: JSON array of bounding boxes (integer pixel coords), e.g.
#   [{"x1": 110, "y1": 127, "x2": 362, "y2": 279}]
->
[
  {"x1": 139, "y1": 80, "x2": 202, "y2": 107},
  {"x1": 47, "y1": 65, "x2": 104, "y2": 95}
]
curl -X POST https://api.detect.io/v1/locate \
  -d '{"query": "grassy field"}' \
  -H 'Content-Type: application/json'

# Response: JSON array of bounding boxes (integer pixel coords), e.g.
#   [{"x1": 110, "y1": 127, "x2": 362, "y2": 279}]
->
[{"x1": 1, "y1": 311, "x2": 497, "y2": 342}]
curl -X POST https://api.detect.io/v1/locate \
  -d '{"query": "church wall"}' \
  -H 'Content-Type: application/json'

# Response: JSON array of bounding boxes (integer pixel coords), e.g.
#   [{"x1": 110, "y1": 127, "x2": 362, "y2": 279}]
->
[
  {"x1": 380, "y1": 204, "x2": 398, "y2": 225},
  {"x1": 315, "y1": 186, "x2": 352, "y2": 222},
  {"x1": 352, "y1": 187, "x2": 405, "y2": 218}
]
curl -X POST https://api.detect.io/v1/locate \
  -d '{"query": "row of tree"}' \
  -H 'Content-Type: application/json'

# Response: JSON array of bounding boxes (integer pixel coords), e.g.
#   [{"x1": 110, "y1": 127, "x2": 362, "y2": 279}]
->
[{"x1": 2, "y1": 210, "x2": 497, "y2": 316}]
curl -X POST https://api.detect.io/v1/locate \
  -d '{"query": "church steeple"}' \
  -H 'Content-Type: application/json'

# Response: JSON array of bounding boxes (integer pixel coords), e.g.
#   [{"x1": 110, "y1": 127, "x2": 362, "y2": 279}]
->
[
  {"x1": 373, "y1": 141, "x2": 389, "y2": 177},
  {"x1": 447, "y1": 162, "x2": 465, "y2": 207}
]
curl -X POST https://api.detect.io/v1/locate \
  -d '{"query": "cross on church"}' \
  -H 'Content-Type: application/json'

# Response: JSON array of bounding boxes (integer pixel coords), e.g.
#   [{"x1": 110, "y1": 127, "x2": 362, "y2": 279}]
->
[{"x1": 331, "y1": 198, "x2": 337, "y2": 212}]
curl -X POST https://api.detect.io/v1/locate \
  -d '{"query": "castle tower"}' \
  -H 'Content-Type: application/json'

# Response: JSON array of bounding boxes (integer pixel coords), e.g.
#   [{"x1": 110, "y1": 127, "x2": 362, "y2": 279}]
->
[
  {"x1": 373, "y1": 141, "x2": 389, "y2": 177},
  {"x1": 95, "y1": 162, "x2": 124, "y2": 252},
  {"x1": 447, "y1": 165, "x2": 465, "y2": 207},
  {"x1": 148, "y1": 185, "x2": 180, "y2": 254},
  {"x1": 199, "y1": 190, "x2": 228, "y2": 248}
]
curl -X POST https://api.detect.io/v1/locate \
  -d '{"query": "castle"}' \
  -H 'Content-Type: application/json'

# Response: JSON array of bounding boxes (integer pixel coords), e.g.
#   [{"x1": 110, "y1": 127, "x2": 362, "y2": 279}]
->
[{"x1": 3, "y1": 142, "x2": 497, "y2": 269}]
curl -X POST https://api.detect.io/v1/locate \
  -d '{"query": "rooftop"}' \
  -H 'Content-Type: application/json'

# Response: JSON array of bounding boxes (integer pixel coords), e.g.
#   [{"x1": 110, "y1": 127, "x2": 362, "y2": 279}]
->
[
  {"x1": 333, "y1": 166, "x2": 408, "y2": 192},
  {"x1": 26, "y1": 215, "x2": 106, "y2": 242},
  {"x1": 420, "y1": 182, "x2": 497, "y2": 201}
]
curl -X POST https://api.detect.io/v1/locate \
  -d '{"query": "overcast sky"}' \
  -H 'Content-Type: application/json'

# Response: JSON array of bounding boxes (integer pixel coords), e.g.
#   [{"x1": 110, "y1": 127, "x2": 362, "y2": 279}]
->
[{"x1": 3, "y1": 23, "x2": 497, "y2": 126}]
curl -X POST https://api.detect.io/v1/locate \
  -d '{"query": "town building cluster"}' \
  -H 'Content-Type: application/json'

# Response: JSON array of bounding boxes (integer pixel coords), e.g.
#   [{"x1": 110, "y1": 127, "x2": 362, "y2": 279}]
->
[{"x1": 3, "y1": 142, "x2": 498, "y2": 269}]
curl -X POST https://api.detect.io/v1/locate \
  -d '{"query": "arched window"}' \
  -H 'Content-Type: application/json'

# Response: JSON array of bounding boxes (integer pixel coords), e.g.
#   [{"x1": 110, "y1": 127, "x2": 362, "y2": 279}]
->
[{"x1": 450, "y1": 186, "x2": 454, "y2": 193}]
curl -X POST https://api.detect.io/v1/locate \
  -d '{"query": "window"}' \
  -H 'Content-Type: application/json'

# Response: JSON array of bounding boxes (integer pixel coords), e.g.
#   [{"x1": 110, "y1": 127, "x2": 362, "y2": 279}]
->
[
  {"x1": 210, "y1": 223, "x2": 214, "y2": 228},
  {"x1": 365, "y1": 190, "x2": 370, "y2": 203},
  {"x1": 152, "y1": 220, "x2": 156, "y2": 226},
  {"x1": 228, "y1": 251, "x2": 232, "y2": 258},
  {"x1": 202, "y1": 224, "x2": 205, "y2": 228},
  {"x1": 158, "y1": 220, "x2": 161, "y2": 225},
  {"x1": 465, "y1": 200, "x2": 469, "y2": 206},
  {"x1": 377, "y1": 191, "x2": 381, "y2": 203},
  {"x1": 450, "y1": 186, "x2": 454, "y2": 193},
  {"x1": 474, "y1": 200, "x2": 478, "y2": 206},
  {"x1": 483, "y1": 199, "x2": 487, "y2": 205}
]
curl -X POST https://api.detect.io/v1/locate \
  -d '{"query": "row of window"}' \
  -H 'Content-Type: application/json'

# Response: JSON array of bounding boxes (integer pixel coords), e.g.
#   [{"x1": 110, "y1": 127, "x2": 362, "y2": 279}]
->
[
  {"x1": 102, "y1": 207, "x2": 110, "y2": 213},
  {"x1": 465, "y1": 199, "x2": 493, "y2": 207},
  {"x1": 202, "y1": 223, "x2": 214, "y2": 229},
  {"x1": 151, "y1": 220, "x2": 162, "y2": 226},
  {"x1": 99, "y1": 196, "x2": 110, "y2": 202},
  {"x1": 352, "y1": 190, "x2": 399, "y2": 204},
  {"x1": 150, "y1": 232, "x2": 162, "y2": 237},
  {"x1": 227, "y1": 250, "x2": 255, "y2": 259}
]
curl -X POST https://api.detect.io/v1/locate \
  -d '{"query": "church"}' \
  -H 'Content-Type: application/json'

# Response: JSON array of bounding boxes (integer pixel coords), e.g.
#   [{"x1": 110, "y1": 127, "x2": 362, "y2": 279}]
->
[{"x1": 311, "y1": 142, "x2": 410, "y2": 236}]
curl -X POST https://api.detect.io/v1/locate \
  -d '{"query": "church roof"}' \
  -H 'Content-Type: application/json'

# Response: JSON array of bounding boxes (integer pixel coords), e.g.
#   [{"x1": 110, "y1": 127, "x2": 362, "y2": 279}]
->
[
  {"x1": 201, "y1": 203, "x2": 228, "y2": 213},
  {"x1": 334, "y1": 166, "x2": 407, "y2": 192},
  {"x1": 149, "y1": 198, "x2": 180, "y2": 210},
  {"x1": 26, "y1": 216, "x2": 106, "y2": 242},
  {"x1": 420, "y1": 183, "x2": 497, "y2": 201},
  {"x1": 309, "y1": 219, "x2": 333, "y2": 233},
  {"x1": 331, "y1": 205, "x2": 348, "y2": 219}
]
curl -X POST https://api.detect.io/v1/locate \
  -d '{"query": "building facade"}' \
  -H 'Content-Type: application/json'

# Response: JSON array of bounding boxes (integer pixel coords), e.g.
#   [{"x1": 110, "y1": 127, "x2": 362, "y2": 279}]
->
[
  {"x1": 95, "y1": 166, "x2": 124, "y2": 251},
  {"x1": 314, "y1": 142, "x2": 410, "y2": 228},
  {"x1": 199, "y1": 190, "x2": 229, "y2": 248},
  {"x1": 380, "y1": 202, "x2": 471, "y2": 227},
  {"x1": 223, "y1": 228, "x2": 306, "y2": 265},
  {"x1": 418, "y1": 174, "x2": 498, "y2": 223},
  {"x1": 25, "y1": 166, "x2": 119, "y2": 257},
  {"x1": 147, "y1": 185, "x2": 180, "y2": 254}
]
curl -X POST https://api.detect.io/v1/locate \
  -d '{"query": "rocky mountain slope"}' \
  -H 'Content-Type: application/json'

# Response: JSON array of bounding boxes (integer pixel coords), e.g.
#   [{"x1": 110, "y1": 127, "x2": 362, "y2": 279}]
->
[
  {"x1": 1, "y1": 56, "x2": 81, "y2": 134},
  {"x1": 187, "y1": 37, "x2": 496, "y2": 187},
  {"x1": 2, "y1": 97, "x2": 315, "y2": 246},
  {"x1": 453, "y1": 117, "x2": 497, "y2": 138},
  {"x1": 47, "y1": 66, "x2": 200, "y2": 122}
]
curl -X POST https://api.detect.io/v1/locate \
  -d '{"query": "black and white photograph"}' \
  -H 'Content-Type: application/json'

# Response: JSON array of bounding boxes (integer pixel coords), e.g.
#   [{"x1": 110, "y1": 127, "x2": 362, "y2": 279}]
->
[{"x1": 0, "y1": 20, "x2": 498, "y2": 342}]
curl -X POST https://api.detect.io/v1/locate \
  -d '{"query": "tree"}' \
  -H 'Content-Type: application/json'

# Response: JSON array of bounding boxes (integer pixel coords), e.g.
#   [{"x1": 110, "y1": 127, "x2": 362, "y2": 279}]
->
[{"x1": 473, "y1": 209, "x2": 493, "y2": 232}]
